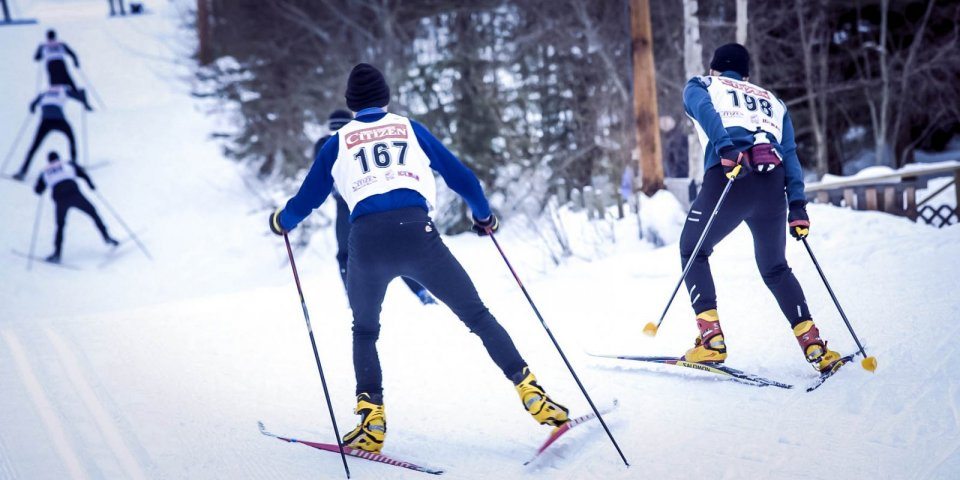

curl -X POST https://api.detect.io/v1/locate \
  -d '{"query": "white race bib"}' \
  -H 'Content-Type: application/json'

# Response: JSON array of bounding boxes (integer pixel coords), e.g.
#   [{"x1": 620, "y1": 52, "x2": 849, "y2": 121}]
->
[
  {"x1": 43, "y1": 42, "x2": 65, "y2": 61},
  {"x1": 39, "y1": 87, "x2": 68, "y2": 109},
  {"x1": 331, "y1": 113, "x2": 437, "y2": 212},
  {"x1": 691, "y1": 76, "x2": 786, "y2": 154},
  {"x1": 42, "y1": 160, "x2": 76, "y2": 188}
]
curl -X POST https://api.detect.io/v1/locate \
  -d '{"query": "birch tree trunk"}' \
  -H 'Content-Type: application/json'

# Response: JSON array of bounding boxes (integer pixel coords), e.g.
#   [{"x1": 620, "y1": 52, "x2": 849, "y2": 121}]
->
[
  {"x1": 736, "y1": 0, "x2": 748, "y2": 45},
  {"x1": 683, "y1": 0, "x2": 704, "y2": 182}
]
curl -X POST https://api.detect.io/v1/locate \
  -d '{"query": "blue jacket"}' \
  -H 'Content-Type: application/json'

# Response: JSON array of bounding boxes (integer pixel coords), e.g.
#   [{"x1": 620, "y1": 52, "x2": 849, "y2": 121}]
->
[
  {"x1": 278, "y1": 107, "x2": 492, "y2": 229},
  {"x1": 683, "y1": 71, "x2": 805, "y2": 203}
]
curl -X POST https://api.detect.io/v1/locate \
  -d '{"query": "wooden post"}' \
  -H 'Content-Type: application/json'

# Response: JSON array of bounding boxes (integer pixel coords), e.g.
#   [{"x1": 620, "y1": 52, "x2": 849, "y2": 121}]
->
[
  {"x1": 843, "y1": 188, "x2": 856, "y2": 209},
  {"x1": 629, "y1": 0, "x2": 664, "y2": 195},
  {"x1": 954, "y1": 168, "x2": 960, "y2": 211},
  {"x1": 197, "y1": 0, "x2": 212, "y2": 65}
]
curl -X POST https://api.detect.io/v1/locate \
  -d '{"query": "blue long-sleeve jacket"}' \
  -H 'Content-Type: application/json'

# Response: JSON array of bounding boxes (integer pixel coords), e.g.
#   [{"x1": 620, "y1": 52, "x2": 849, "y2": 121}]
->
[
  {"x1": 278, "y1": 108, "x2": 492, "y2": 230},
  {"x1": 683, "y1": 71, "x2": 805, "y2": 204}
]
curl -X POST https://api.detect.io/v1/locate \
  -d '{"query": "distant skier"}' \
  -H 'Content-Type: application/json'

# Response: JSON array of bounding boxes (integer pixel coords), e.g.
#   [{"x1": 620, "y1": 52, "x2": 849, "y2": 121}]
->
[
  {"x1": 34, "y1": 151, "x2": 118, "y2": 263},
  {"x1": 270, "y1": 64, "x2": 569, "y2": 453},
  {"x1": 317, "y1": 108, "x2": 437, "y2": 305},
  {"x1": 679, "y1": 43, "x2": 841, "y2": 372},
  {"x1": 34, "y1": 29, "x2": 84, "y2": 95},
  {"x1": 12, "y1": 85, "x2": 92, "y2": 181}
]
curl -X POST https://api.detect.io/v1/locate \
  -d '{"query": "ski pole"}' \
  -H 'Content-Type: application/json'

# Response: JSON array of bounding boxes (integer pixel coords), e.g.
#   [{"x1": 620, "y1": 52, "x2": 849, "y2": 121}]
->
[
  {"x1": 26, "y1": 195, "x2": 44, "y2": 271},
  {"x1": 282, "y1": 233, "x2": 351, "y2": 479},
  {"x1": 90, "y1": 190, "x2": 153, "y2": 260},
  {"x1": 77, "y1": 69, "x2": 106, "y2": 110},
  {"x1": 644, "y1": 164, "x2": 743, "y2": 336},
  {"x1": 1, "y1": 111, "x2": 34, "y2": 176},
  {"x1": 800, "y1": 237, "x2": 878, "y2": 372},
  {"x1": 486, "y1": 232, "x2": 629, "y2": 467}
]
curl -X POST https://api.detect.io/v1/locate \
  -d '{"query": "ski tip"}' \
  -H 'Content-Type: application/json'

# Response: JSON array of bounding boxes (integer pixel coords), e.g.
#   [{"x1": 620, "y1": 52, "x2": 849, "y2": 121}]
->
[
  {"x1": 642, "y1": 322, "x2": 658, "y2": 337},
  {"x1": 861, "y1": 356, "x2": 878, "y2": 372}
]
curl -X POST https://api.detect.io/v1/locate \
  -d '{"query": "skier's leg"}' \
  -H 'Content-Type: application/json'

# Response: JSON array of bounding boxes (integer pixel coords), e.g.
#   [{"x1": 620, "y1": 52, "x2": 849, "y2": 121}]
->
[
  {"x1": 403, "y1": 220, "x2": 569, "y2": 425},
  {"x1": 679, "y1": 166, "x2": 748, "y2": 315},
  {"x1": 745, "y1": 210, "x2": 810, "y2": 327},
  {"x1": 73, "y1": 193, "x2": 114, "y2": 242},
  {"x1": 16, "y1": 121, "x2": 51, "y2": 176},
  {"x1": 51, "y1": 200, "x2": 69, "y2": 259},
  {"x1": 404, "y1": 227, "x2": 527, "y2": 380},
  {"x1": 53, "y1": 120, "x2": 77, "y2": 162}
]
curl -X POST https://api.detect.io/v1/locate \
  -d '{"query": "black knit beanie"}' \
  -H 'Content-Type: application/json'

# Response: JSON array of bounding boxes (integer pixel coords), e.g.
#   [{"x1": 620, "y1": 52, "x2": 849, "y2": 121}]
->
[
  {"x1": 47, "y1": 151, "x2": 60, "y2": 162},
  {"x1": 345, "y1": 63, "x2": 390, "y2": 112},
  {"x1": 710, "y1": 43, "x2": 750, "y2": 77},
  {"x1": 328, "y1": 109, "x2": 353, "y2": 131}
]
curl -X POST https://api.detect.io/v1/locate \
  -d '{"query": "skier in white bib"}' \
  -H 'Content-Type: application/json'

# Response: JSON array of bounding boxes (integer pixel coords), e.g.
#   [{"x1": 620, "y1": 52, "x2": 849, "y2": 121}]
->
[
  {"x1": 269, "y1": 64, "x2": 569, "y2": 453},
  {"x1": 34, "y1": 29, "x2": 84, "y2": 96},
  {"x1": 34, "y1": 151, "x2": 118, "y2": 263},
  {"x1": 679, "y1": 43, "x2": 841, "y2": 373}
]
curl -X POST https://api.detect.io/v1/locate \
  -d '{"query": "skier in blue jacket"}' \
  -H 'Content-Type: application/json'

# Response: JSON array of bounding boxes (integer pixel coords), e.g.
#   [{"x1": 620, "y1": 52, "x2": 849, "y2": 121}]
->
[
  {"x1": 679, "y1": 43, "x2": 841, "y2": 373},
  {"x1": 316, "y1": 109, "x2": 437, "y2": 305},
  {"x1": 269, "y1": 64, "x2": 569, "y2": 453}
]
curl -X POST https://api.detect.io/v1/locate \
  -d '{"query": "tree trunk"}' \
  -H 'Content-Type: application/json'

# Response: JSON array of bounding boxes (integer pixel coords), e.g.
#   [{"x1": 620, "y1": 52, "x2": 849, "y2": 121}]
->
[
  {"x1": 629, "y1": 0, "x2": 664, "y2": 194},
  {"x1": 683, "y1": 0, "x2": 703, "y2": 182},
  {"x1": 736, "y1": 0, "x2": 748, "y2": 45}
]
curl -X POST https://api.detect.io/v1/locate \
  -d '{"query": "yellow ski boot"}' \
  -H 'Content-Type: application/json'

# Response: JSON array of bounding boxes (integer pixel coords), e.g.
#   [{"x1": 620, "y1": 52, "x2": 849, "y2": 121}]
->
[
  {"x1": 794, "y1": 320, "x2": 842, "y2": 372},
  {"x1": 513, "y1": 367, "x2": 569, "y2": 427},
  {"x1": 681, "y1": 309, "x2": 727, "y2": 363},
  {"x1": 342, "y1": 393, "x2": 386, "y2": 453}
]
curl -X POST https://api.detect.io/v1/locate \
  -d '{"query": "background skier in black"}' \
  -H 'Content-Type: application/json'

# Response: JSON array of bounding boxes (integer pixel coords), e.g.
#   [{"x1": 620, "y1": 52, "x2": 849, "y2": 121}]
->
[
  {"x1": 317, "y1": 109, "x2": 437, "y2": 305},
  {"x1": 34, "y1": 29, "x2": 83, "y2": 95},
  {"x1": 13, "y1": 85, "x2": 92, "y2": 181},
  {"x1": 34, "y1": 151, "x2": 118, "y2": 263}
]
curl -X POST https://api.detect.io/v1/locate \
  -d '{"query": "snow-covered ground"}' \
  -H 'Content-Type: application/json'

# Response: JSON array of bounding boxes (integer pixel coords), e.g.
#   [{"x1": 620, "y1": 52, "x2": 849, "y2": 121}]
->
[{"x1": 2, "y1": 2, "x2": 960, "y2": 479}]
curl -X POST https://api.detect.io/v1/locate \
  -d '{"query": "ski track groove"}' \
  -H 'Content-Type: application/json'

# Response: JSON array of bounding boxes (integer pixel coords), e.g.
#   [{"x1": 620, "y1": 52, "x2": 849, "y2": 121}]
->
[
  {"x1": 2, "y1": 330, "x2": 88, "y2": 480},
  {"x1": 44, "y1": 328, "x2": 149, "y2": 480},
  {"x1": 0, "y1": 434, "x2": 19, "y2": 480}
]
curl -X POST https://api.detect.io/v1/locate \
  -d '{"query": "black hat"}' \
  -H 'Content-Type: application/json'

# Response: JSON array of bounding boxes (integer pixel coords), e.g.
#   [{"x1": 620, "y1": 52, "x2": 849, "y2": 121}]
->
[
  {"x1": 710, "y1": 43, "x2": 750, "y2": 77},
  {"x1": 47, "y1": 29, "x2": 56, "y2": 40},
  {"x1": 345, "y1": 63, "x2": 390, "y2": 112},
  {"x1": 47, "y1": 151, "x2": 59, "y2": 162},
  {"x1": 328, "y1": 109, "x2": 353, "y2": 131}
]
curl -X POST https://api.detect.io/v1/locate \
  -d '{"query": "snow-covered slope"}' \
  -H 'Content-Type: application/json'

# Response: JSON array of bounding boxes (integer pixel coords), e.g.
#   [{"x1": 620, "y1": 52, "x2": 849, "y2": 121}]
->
[{"x1": 2, "y1": 2, "x2": 959, "y2": 479}]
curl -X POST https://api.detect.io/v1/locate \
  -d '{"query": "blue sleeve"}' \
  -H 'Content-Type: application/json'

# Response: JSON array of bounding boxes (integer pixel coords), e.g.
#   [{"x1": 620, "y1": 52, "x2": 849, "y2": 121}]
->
[
  {"x1": 278, "y1": 135, "x2": 339, "y2": 230},
  {"x1": 683, "y1": 77, "x2": 734, "y2": 155},
  {"x1": 780, "y1": 109, "x2": 805, "y2": 203},
  {"x1": 411, "y1": 121, "x2": 491, "y2": 220}
]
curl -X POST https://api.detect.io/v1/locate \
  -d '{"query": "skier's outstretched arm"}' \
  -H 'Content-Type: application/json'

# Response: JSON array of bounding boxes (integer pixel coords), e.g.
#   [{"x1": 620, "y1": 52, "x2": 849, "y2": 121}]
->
[
  {"x1": 73, "y1": 163, "x2": 96, "y2": 190},
  {"x1": 34, "y1": 45, "x2": 43, "y2": 61},
  {"x1": 64, "y1": 43, "x2": 80, "y2": 68},
  {"x1": 276, "y1": 136, "x2": 339, "y2": 232},
  {"x1": 29, "y1": 94, "x2": 41, "y2": 113},
  {"x1": 779, "y1": 108, "x2": 805, "y2": 204},
  {"x1": 411, "y1": 121, "x2": 491, "y2": 221}
]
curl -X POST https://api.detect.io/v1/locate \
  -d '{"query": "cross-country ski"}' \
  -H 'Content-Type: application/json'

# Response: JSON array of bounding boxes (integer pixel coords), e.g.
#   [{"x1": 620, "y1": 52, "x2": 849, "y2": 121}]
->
[
  {"x1": 589, "y1": 354, "x2": 792, "y2": 389},
  {"x1": 2, "y1": 1, "x2": 957, "y2": 479},
  {"x1": 258, "y1": 422, "x2": 444, "y2": 475}
]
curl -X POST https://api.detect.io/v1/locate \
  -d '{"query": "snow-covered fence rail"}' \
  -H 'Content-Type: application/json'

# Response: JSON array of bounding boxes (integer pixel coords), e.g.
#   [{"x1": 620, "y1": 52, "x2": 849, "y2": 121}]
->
[{"x1": 804, "y1": 163, "x2": 960, "y2": 227}]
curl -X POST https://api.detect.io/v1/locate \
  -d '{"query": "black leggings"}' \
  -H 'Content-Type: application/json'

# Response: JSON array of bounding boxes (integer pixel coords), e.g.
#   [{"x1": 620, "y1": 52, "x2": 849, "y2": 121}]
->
[
  {"x1": 54, "y1": 190, "x2": 110, "y2": 254},
  {"x1": 346, "y1": 207, "x2": 526, "y2": 396},
  {"x1": 679, "y1": 165, "x2": 810, "y2": 327},
  {"x1": 335, "y1": 194, "x2": 426, "y2": 295},
  {"x1": 20, "y1": 119, "x2": 76, "y2": 174},
  {"x1": 47, "y1": 60, "x2": 78, "y2": 92}
]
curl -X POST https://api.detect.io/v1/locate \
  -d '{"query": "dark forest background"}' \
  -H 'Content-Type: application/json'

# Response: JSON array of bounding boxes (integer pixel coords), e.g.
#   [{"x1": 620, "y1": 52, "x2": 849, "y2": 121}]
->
[{"x1": 191, "y1": 0, "x2": 960, "y2": 229}]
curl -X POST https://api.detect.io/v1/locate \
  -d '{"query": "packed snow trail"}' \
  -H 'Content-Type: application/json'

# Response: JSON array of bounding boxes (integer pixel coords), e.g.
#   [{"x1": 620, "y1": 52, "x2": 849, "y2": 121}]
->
[{"x1": 2, "y1": 1, "x2": 960, "y2": 479}]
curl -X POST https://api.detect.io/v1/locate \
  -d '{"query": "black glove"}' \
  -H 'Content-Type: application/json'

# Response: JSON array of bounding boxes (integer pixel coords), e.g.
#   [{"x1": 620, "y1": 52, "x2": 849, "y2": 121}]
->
[
  {"x1": 719, "y1": 146, "x2": 747, "y2": 179},
  {"x1": 269, "y1": 208, "x2": 287, "y2": 236},
  {"x1": 788, "y1": 201, "x2": 810, "y2": 240},
  {"x1": 471, "y1": 214, "x2": 499, "y2": 236}
]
